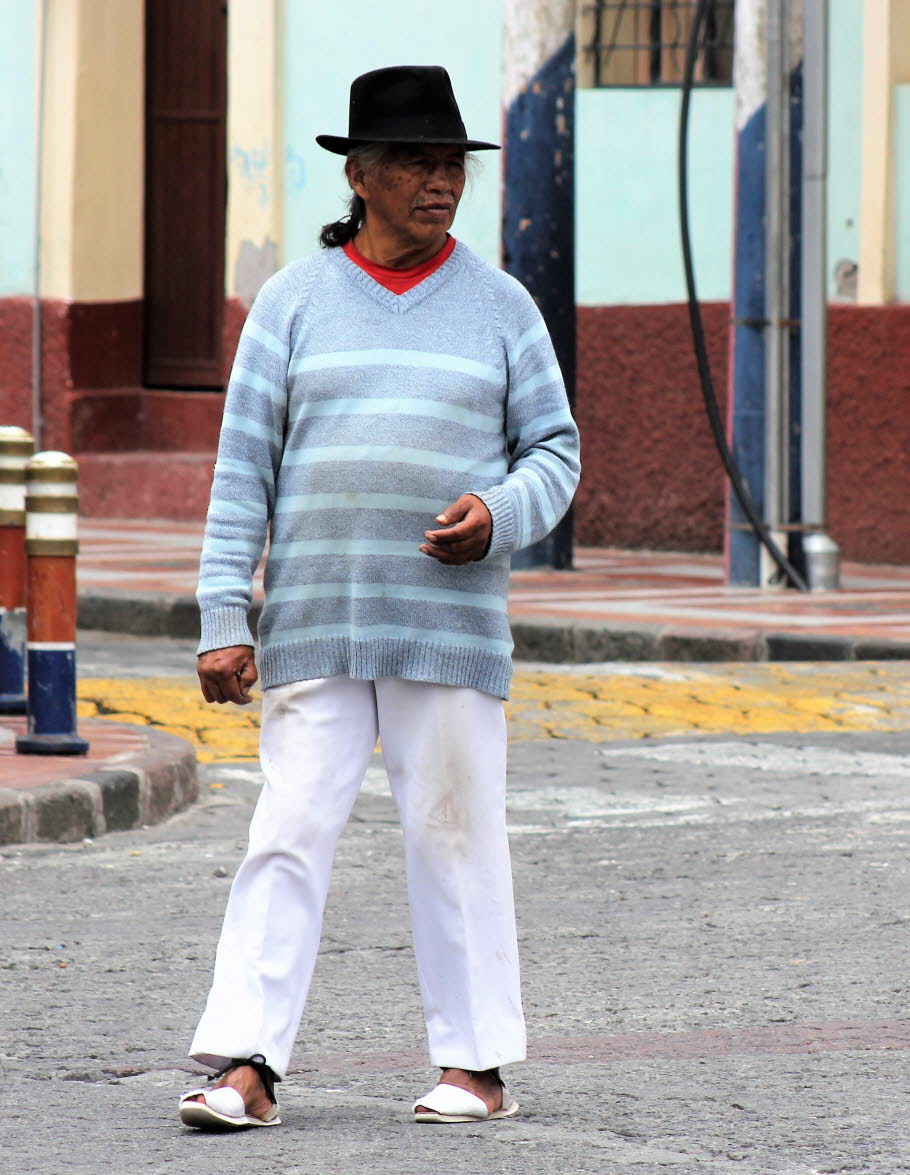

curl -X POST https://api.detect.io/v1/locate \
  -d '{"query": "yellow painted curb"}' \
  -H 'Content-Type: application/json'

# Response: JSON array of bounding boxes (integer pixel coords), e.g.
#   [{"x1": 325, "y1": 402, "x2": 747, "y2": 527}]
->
[{"x1": 77, "y1": 663, "x2": 910, "y2": 763}]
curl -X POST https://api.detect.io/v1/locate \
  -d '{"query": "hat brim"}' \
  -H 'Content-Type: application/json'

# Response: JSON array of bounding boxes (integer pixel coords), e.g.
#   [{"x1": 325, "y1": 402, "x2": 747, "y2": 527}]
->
[{"x1": 315, "y1": 133, "x2": 500, "y2": 155}]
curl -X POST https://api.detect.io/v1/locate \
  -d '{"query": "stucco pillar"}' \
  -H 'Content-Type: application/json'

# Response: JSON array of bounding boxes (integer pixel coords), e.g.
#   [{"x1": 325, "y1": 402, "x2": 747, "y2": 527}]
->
[
  {"x1": 40, "y1": 0, "x2": 144, "y2": 303},
  {"x1": 226, "y1": 0, "x2": 283, "y2": 308}
]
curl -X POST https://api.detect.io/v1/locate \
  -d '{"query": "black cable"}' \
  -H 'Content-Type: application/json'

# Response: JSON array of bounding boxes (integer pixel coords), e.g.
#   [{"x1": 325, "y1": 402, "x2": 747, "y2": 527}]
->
[{"x1": 678, "y1": 0, "x2": 809, "y2": 591}]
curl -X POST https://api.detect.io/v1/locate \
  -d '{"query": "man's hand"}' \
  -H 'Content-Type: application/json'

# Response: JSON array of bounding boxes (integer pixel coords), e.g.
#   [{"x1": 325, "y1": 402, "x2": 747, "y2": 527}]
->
[
  {"x1": 420, "y1": 494, "x2": 493, "y2": 565},
  {"x1": 197, "y1": 645, "x2": 258, "y2": 705}
]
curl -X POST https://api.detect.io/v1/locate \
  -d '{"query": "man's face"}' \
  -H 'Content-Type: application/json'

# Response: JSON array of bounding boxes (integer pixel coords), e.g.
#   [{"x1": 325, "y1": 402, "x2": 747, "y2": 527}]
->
[{"x1": 351, "y1": 143, "x2": 467, "y2": 251}]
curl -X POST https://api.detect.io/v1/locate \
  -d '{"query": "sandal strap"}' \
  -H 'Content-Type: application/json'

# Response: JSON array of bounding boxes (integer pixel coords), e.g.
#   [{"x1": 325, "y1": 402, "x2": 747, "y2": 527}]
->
[{"x1": 212, "y1": 1053, "x2": 280, "y2": 1105}]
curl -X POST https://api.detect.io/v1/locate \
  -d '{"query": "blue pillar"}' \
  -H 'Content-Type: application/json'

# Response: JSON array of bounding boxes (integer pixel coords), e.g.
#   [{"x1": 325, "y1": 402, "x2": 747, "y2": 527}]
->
[
  {"x1": 728, "y1": 100, "x2": 767, "y2": 585},
  {"x1": 503, "y1": 32, "x2": 575, "y2": 571}
]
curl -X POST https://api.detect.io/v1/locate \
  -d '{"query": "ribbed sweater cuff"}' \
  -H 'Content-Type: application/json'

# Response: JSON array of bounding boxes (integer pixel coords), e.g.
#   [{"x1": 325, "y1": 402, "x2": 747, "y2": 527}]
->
[
  {"x1": 198, "y1": 606, "x2": 256, "y2": 655},
  {"x1": 471, "y1": 486, "x2": 517, "y2": 557}
]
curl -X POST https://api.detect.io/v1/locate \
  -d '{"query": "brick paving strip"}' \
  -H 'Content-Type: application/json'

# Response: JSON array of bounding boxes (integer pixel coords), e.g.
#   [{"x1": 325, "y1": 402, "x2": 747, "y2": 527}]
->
[{"x1": 174, "y1": 1020, "x2": 904, "y2": 1082}]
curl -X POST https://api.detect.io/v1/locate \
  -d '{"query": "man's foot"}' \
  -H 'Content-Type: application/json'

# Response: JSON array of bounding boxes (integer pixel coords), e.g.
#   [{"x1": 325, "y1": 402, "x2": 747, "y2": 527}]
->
[
  {"x1": 186, "y1": 1063, "x2": 274, "y2": 1121},
  {"x1": 414, "y1": 1067, "x2": 503, "y2": 1116}
]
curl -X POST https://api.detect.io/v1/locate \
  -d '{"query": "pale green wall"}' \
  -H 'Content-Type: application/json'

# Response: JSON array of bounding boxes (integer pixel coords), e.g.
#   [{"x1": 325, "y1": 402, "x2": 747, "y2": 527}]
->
[
  {"x1": 894, "y1": 85, "x2": 910, "y2": 301},
  {"x1": 576, "y1": 0, "x2": 865, "y2": 307},
  {"x1": 575, "y1": 87, "x2": 734, "y2": 305},
  {"x1": 827, "y1": 0, "x2": 862, "y2": 300},
  {"x1": 0, "y1": 0, "x2": 37, "y2": 296},
  {"x1": 282, "y1": 0, "x2": 503, "y2": 266}
]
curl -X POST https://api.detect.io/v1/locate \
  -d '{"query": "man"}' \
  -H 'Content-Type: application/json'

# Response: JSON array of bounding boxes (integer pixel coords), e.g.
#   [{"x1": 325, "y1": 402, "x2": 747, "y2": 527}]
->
[{"x1": 179, "y1": 65, "x2": 579, "y2": 1129}]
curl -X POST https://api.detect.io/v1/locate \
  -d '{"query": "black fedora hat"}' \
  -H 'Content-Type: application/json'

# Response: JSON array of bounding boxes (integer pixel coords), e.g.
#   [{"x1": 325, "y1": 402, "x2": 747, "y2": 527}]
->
[{"x1": 316, "y1": 65, "x2": 500, "y2": 155}]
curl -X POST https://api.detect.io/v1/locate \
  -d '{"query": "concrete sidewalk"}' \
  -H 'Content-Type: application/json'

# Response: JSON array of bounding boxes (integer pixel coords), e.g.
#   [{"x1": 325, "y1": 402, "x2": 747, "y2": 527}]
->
[
  {"x1": 76, "y1": 520, "x2": 910, "y2": 660},
  {"x1": 0, "y1": 715, "x2": 197, "y2": 846}
]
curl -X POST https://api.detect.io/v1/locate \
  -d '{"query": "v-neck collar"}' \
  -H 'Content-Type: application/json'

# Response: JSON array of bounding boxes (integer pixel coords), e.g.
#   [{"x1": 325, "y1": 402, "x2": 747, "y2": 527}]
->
[{"x1": 330, "y1": 239, "x2": 465, "y2": 314}]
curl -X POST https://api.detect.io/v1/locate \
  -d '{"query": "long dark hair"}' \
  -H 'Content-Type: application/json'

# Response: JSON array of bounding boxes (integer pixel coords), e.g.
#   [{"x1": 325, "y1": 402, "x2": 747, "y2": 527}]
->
[
  {"x1": 319, "y1": 192, "x2": 366, "y2": 248},
  {"x1": 319, "y1": 144, "x2": 387, "y2": 248}
]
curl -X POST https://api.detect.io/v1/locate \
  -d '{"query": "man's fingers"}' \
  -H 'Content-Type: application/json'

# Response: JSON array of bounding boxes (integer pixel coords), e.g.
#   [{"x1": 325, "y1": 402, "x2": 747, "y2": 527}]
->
[
  {"x1": 422, "y1": 494, "x2": 492, "y2": 565},
  {"x1": 420, "y1": 540, "x2": 485, "y2": 564},
  {"x1": 425, "y1": 521, "x2": 481, "y2": 545},
  {"x1": 197, "y1": 645, "x2": 257, "y2": 705}
]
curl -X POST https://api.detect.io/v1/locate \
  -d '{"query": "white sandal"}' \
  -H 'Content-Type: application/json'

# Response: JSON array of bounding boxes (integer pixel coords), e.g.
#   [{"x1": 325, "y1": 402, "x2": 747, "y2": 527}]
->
[
  {"x1": 179, "y1": 1054, "x2": 282, "y2": 1130},
  {"x1": 413, "y1": 1081, "x2": 519, "y2": 1124}
]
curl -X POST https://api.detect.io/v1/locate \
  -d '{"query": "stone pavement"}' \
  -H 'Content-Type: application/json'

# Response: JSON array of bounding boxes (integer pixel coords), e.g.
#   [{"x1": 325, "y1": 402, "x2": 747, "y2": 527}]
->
[
  {"x1": 3, "y1": 702, "x2": 909, "y2": 1172},
  {"x1": 76, "y1": 519, "x2": 910, "y2": 659}
]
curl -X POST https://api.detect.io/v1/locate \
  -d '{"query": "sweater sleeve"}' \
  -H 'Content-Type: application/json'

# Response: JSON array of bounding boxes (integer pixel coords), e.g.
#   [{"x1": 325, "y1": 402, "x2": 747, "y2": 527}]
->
[
  {"x1": 471, "y1": 288, "x2": 581, "y2": 557},
  {"x1": 195, "y1": 271, "x2": 294, "y2": 653}
]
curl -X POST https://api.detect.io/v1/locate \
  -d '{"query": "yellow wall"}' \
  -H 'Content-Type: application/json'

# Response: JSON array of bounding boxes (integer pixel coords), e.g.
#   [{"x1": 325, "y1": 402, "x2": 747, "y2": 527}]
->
[
  {"x1": 858, "y1": 0, "x2": 910, "y2": 304},
  {"x1": 40, "y1": 0, "x2": 143, "y2": 302}
]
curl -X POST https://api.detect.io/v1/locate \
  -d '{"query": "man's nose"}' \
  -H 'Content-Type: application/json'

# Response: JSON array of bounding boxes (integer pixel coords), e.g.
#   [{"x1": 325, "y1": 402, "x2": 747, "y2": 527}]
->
[{"x1": 424, "y1": 163, "x2": 452, "y2": 188}]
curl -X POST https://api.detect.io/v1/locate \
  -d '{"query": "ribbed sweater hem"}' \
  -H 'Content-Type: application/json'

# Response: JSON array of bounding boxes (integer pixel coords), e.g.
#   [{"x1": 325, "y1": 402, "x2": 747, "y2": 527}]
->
[
  {"x1": 260, "y1": 637, "x2": 513, "y2": 700},
  {"x1": 198, "y1": 606, "x2": 256, "y2": 654}
]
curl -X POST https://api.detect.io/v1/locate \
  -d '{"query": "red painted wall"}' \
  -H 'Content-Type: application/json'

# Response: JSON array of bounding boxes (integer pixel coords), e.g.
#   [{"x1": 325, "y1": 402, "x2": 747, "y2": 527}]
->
[{"x1": 575, "y1": 302, "x2": 910, "y2": 564}]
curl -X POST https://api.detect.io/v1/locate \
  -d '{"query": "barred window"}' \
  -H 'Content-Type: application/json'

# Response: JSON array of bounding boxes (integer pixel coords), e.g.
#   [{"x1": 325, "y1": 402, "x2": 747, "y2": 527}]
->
[{"x1": 578, "y1": 1, "x2": 735, "y2": 88}]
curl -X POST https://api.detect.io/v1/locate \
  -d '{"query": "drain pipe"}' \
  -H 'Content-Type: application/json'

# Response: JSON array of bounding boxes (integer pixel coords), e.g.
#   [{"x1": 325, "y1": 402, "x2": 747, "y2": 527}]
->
[
  {"x1": 31, "y1": 0, "x2": 48, "y2": 450},
  {"x1": 800, "y1": 0, "x2": 840, "y2": 589}
]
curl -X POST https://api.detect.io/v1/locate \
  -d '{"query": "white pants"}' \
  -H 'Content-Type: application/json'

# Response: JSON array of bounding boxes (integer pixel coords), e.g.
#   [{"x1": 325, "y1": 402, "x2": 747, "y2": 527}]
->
[{"x1": 189, "y1": 675, "x2": 526, "y2": 1079}]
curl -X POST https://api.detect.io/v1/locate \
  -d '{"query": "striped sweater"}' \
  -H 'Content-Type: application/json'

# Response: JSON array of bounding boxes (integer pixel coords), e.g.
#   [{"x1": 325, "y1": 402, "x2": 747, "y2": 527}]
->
[{"x1": 197, "y1": 240, "x2": 580, "y2": 699}]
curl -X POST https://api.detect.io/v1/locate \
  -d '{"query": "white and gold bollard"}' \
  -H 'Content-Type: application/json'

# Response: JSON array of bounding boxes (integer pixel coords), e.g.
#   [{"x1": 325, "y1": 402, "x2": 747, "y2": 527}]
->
[
  {"x1": 0, "y1": 427, "x2": 34, "y2": 713},
  {"x1": 15, "y1": 451, "x2": 88, "y2": 755}
]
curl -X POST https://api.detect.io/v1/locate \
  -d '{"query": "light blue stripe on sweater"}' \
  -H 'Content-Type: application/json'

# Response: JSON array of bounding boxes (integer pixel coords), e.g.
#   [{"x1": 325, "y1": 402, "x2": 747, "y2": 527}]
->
[
  {"x1": 511, "y1": 475, "x2": 534, "y2": 548},
  {"x1": 511, "y1": 406, "x2": 576, "y2": 442},
  {"x1": 222, "y1": 412, "x2": 280, "y2": 444},
  {"x1": 214, "y1": 455, "x2": 265, "y2": 477},
  {"x1": 268, "y1": 537, "x2": 423, "y2": 560},
  {"x1": 280, "y1": 445, "x2": 506, "y2": 477},
  {"x1": 509, "y1": 319, "x2": 548, "y2": 368},
  {"x1": 292, "y1": 396, "x2": 502, "y2": 434},
  {"x1": 289, "y1": 348, "x2": 502, "y2": 384},
  {"x1": 232, "y1": 365, "x2": 286, "y2": 407},
  {"x1": 273, "y1": 492, "x2": 446, "y2": 515},
  {"x1": 265, "y1": 582, "x2": 506, "y2": 611},
  {"x1": 514, "y1": 466, "x2": 559, "y2": 533},
  {"x1": 263, "y1": 622, "x2": 512, "y2": 655},
  {"x1": 197, "y1": 574, "x2": 251, "y2": 591},
  {"x1": 244, "y1": 320, "x2": 289, "y2": 361},
  {"x1": 208, "y1": 496, "x2": 267, "y2": 520},
  {"x1": 204, "y1": 535, "x2": 264, "y2": 557},
  {"x1": 510, "y1": 364, "x2": 563, "y2": 406}
]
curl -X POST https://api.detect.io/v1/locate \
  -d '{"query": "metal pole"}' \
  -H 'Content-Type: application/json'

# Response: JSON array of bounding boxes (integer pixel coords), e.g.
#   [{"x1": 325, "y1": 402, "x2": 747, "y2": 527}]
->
[{"x1": 800, "y1": 0, "x2": 840, "y2": 588}]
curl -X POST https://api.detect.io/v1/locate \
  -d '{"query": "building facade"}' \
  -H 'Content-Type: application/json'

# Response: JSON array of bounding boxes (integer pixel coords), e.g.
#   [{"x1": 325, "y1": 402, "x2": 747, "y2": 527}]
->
[{"x1": 0, "y1": 1, "x2": 908, "y2": 562}]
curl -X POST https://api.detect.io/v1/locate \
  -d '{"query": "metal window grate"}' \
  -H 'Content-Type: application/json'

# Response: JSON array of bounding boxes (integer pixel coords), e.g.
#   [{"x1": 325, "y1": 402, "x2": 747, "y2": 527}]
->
[{"x1": 579, "y1": 1, "x2": 735, "y2": 88}]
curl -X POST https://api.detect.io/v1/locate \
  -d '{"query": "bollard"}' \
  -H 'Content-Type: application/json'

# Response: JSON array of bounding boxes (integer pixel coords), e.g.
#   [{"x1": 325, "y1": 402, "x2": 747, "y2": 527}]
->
[
  {"x1": 15, "y1": 451, "x2": 89, "y2": 756},
  {"x1": 0, "y1": 427, "x2": 34, "y2": 713}
]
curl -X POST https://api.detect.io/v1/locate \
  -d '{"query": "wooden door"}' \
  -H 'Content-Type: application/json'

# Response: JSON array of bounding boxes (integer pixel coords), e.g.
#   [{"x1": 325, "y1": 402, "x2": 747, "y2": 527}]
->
[{"x1": 144, "y1": 0, "x2": 227, "y2": 389}]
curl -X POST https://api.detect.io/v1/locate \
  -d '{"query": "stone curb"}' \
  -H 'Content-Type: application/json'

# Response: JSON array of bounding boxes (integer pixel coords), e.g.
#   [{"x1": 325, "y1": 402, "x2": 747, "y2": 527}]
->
[
  {"x1": 0, "y1": 725, "x2": 197, "y2": 847},
  {"x1": 76, "y1": 592, "x2": 910, "y2": 663}
]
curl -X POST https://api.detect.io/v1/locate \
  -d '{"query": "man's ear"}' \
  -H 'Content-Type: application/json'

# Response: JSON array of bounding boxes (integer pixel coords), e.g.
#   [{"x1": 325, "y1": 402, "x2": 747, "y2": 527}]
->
[{"x1": 346, "y1": 160, "x2": 368, "y2": 200}]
